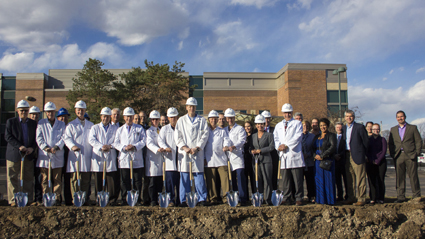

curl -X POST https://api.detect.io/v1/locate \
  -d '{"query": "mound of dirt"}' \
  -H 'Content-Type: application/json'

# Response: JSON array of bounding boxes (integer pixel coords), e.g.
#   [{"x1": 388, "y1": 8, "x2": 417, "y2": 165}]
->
[{"x1": 1, "y1": 200, "x2": 424, "y2": 238}]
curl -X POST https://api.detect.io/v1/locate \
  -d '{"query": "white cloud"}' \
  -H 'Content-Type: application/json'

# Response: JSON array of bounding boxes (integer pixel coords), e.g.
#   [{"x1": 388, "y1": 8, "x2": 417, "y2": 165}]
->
[
  {"x1": 416, "y1": 67, "x2": 425, "y2": 73},
  {"x1": 214, "y1": 20, "x2": 257, "y2": 51},
  {"x1": 389, "y1": 69, "x2": 394, "y2": 74},
  {"x1": 349, "y1": 79, "x2": 425, "y2": 129},
  {"x1": 178, "y1": 27, "x2": 190, "y2": 40},
  {"x1": 296, "y1": 0, "x2": 425, "y2": 62},
  {"x1": 287, "y1": 0, "x2": 314, "y2": 10},
  {"x1": 382, "y1": 77, "x2": 388, "y2": 81},
  {"x1": 253, "y1": 67, "x2": 261, "y2": 72},
  {"x1": 399, "y1": 67, "x2": 404, "y2": 71},
  {"x1": 177, "y1": 41, "x2": 184, "y2": 50},
  {"x1": 411, "y1": 118, "x2": 425, "y2": 125},
  {"x1": 0, "y1": 52, "x2": 34, "y2": 72},
  {"x1": 230, "y1": 0, "x2": 279, "y2": 9}
]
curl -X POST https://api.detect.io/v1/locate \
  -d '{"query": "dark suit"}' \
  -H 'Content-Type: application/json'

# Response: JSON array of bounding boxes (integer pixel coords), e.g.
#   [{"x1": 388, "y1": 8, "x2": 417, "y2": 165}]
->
[
  {"x1": 249, "y1": 132, "x2": 275, "y2": 203},
  {"x1": 334, "y1": 133, "x2": 348, "y2": 200},
  {"x1": 389, "y1": 123, "x2": 422, "y2": 200},
  {"x1": 342, "y1": 122, "x2": 369, "y2": 202},
  {"x1": 5, "y1": 117, "x2": 37, "y2": 204},
  {"x1": 265, "y1": 126, "x2": 279, "y2": 190}
]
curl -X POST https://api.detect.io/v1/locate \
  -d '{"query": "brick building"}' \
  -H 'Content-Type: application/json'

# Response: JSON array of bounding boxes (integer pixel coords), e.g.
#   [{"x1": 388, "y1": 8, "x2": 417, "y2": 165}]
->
[{"x1": 0, "y1": 63, "x2": 347, "y2": 164}]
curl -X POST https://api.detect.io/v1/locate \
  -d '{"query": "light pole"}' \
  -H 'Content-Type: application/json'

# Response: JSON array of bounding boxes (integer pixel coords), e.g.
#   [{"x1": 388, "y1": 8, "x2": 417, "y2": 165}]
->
[{"x1": 332, "y1": 67, "x2": 346, "y2": 120}]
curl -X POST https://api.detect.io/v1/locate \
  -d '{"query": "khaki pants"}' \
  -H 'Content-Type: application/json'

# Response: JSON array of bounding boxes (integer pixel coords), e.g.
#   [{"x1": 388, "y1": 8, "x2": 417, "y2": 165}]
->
[
  {"x1": 40, "y1": 167, "x2": 62, "y2": 200},
  {"x1": 395, "y1": 152, "x2": 421, "y2": 200},
  {"x1": 205, "y1": 166, "x2": 229, "y2": 203},
  {"x1": 345, "y1": 152, "x2": 366, "y2": 202},
  {"x1": 71, "y1": 172, "x2": 91, "y2": 202},
  {"x1": 7, "y1": 159, "x2": 34, "y2": 204}
]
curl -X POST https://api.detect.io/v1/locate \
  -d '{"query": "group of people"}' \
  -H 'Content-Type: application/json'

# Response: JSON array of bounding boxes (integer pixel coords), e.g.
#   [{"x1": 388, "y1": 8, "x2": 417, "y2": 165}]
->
[{"x1": 5, "y1": 97, "x2": 422, "y2": 207}]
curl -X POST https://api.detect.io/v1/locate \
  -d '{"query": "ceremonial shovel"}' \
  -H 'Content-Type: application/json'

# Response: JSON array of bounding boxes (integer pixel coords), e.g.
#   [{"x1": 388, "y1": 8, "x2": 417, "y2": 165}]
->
[
  {"x1": 127, "y1": 150, "x2": 139, "y2": 207},
  {"x1": 158, "y1": 153, "x2": 171, "y2": 208},
  {"x1": 97, "y1": 151, "x2": 110, "y2": 207},
  {"x1": 186, "y1": 154, "x2": 199, "y2": 208},
  {"x1": 226, "y1": 155, "x2": 239, "y2": 207},
  {"x1": 271, "y1": 154, "x2": 284, "y2": 206},
  {"x1": 73, "y1": 151, "x2": 86, "y2": 207},
  {"x1": 251, "y1": 154, "x2": 263, "y2": 207},
  {"x1": 43, "y1": 153, "x2": 56, "y2": 207},
  {"x1": 14, "y1": 151, "x2": 28, "y2": 207}
]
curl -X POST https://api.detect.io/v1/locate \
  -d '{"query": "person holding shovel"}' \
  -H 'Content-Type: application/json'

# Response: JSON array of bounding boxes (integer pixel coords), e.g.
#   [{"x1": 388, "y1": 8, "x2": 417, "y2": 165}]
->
[
  {"x1": 174, "y1": 97, "x2": 209, "y2": 207},
  {"x1": 89, "y1": 107, "x2": 120, "y2": 206},
  {"x1": 36, "y1": 102, "x2": 66, "y2": 206},
  {"x1": 204, "y1": 110, "x2": 231, "y2": 205},
  {"x1": 63, "y1": 100, "x2": 94, "y2": 206},
  {"x1": 114, "y1": 107, "x2": 146, "y2": 206}
]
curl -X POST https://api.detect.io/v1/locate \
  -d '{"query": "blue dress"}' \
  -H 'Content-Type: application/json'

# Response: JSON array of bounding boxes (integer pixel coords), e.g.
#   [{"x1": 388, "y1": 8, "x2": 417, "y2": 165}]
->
[{"x1": 315, "y1": 138, "x2": 336, "y2": 205}]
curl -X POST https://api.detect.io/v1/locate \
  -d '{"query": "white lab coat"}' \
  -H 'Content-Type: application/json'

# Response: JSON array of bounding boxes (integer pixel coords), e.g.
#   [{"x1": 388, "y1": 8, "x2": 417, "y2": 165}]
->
[
  {"x1": 205, "y1": 127, "x2": 231, "y2": 168},
  {"x1": 273, "y1": 118, "x2": 305, "y2": 169},
  {"x1": 146, "y1": 126, "x2": 163, "y2": 177},
  {"x1": 225, "y1": 123, "x2": 247, "y2": 171},
  {"x1": 36, "y1": 119, "x2": 66, "y2": 169},
  {"x1": 64, "y1": 118, "x2": 94, "y2": 172},
  {"x1": 158, "y1": 124, "x2": 178, "y2": 171},
  {"x1": 89, "y1": 123, "x2": 119, "y2": 172},
  {"x1": 114, "y1": 123, "x2": 146, "y2": 169},
  {"x1": 174, "y1": 114, "x2": 209, "y2": 173}
]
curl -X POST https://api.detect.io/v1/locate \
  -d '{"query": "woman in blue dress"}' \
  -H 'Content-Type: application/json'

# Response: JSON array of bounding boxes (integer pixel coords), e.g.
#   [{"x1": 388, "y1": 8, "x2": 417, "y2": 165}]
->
[{"x1": 312, "y1": 118, "x2": 337, "y2": 205}]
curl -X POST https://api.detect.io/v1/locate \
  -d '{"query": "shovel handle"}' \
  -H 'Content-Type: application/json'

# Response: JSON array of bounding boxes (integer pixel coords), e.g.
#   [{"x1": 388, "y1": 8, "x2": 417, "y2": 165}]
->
[
  {"x1": 163, "y1": 161, "x2": 166, "y2": 182},
  {"x1": 48, "y1": 159, "x2": 52, "y2": 189},
  {"x1": 189, "y1": 160, "x2": 193, "y2": 181},
  {"x1": 20, "y1": 155, "x2": 25, "y2": 181},
  {"x1": 277, "y1": 156, "x2": 282, "y2": 180},
  {"x1": 76, "y1": 160, "x2": 80, "y2": 181},
  {"x1": 255, "y1": 160, "x2": 258, "y2": 182},
  {"x1": 227, "y1": 161, "x2": 232, "y2": 181},
  {"x1": 130, "y1": 160, "x2": 133, "y2": 180}
]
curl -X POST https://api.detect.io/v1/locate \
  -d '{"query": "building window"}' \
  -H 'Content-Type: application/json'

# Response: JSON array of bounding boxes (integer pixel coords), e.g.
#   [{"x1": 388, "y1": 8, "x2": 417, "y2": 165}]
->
[
  {"x1": 192, "y1": 90, "x2": 203, "y2": 97},
  {"x1": 327, "y1": 105, "x2": 348, "y2": 116},
  {"x1": 1, "y1": 78, "x2": 16, "y2": 90},
  {"x1": 195, "y1": 111, "x2": 203, "y2": 115},
  {"x1": 189, "y1": 76, "x2": 203, "y2": 90},
  {"x1": 238, "y1": 110, "x2": 247, "y2": 114},
  {"x1": 327, "y1": 90, "x2": 347, "y2": 103}
]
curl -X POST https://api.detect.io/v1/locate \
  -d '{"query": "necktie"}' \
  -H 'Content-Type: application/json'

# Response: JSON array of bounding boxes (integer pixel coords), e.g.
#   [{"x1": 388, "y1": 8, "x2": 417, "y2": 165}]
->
[
  {"x1": 127, "y1": 125, "x2": 131, "y2": 134},
  {"x1": 284, "y1": 122, "x2": 288, "y2": 134},
  {"x1": 337, "y1": 135, "x2": 341, "y2": 152}
]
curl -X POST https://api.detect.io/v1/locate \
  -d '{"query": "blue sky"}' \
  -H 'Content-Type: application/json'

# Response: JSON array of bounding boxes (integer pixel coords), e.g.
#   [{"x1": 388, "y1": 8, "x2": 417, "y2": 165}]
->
[{"x1": 1, "y1": 0, "x2": 425, "y2": 130}]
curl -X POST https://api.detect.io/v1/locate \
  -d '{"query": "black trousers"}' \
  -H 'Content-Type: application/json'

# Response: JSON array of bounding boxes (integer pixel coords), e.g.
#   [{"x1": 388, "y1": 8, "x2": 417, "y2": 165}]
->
[
  {"x1": 366, "y1": 160, "x2": 387, "y2": 201},
  {"x1": 303, "y1": 166, "x2": 316, "y2": 200},
  {"x1": 280, "y1": 167, "x2": 304, "y2": 202},
  {"x1": 120, "y1": 167, "x2": 144, "y2": 203},
  {"x1": 94, "y1": 171, "x2": 120, "y2": 203},
  {"x1": 62, "y1": 147, "x2": 72, "y2": 205},
  {"x1": 34, "y1": 159, "x2": 43, "y2": 202},
  {"x1": 335, "y1": 158, "x2": 348, "y2": 200},
  {"x1": 147, "y1": 176, "x2": 163, "y2": 203}
]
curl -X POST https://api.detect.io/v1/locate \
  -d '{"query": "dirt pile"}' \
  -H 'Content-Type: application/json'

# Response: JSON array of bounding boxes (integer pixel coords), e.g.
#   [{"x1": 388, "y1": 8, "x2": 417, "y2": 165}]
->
[{"x1": 1, "y1": 200, "x2": 424, "y2": 238}]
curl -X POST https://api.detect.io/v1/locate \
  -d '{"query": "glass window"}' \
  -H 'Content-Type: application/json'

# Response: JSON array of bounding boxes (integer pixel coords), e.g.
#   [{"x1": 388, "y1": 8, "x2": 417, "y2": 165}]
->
[
  {"x1": 195, "y1": 97, "x2": 203, "y2": 111},
  {"x1": 189, "y1": 77, "x2": 203, "y2": 90},
  {"x1": 3, "y1": 99, "x2": 15, "y2": 111},
  {"x1": 1, "y1": 112, "x2": 16, "y2": 124},
  {"x1": 327, "y1": 105, "x2": 348, "y2": 115},
  {"x1": 192, "y1": 90, "x2": 203, "y2": 98},
  {"x1": 216, "y1": 110, "x2": 223, "y2": 113},
  {"x1": 3, "y1": 91, "x2": 15, "y2": 99},
  {"x1": 2, "y1": 78, "x2": 16, "y2": 90},
  {"x1": 195, "y1": 111, "x2": 203, "y2": 115},
  {"x1": 239, "y1": 110, "x2": 247, "y2": 114},
  {"x1": 327, "y1": 90, "x2": 347, "y2": 103}
]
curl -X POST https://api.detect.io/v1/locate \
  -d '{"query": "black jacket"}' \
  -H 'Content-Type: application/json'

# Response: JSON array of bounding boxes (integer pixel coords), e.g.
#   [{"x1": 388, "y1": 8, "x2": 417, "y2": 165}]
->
[
  {"x1": 342, "y1": 122, "x2": 369, "y2": 164},
  {"x1": 312, "y1": 132, "x2": 337, "y2": 160},
  {"x1": 249, "y1": 132, "x2": 275, "y2": 163},
  {"x1": 5, "y1": 117, "x2": 38, "y2": 162}
]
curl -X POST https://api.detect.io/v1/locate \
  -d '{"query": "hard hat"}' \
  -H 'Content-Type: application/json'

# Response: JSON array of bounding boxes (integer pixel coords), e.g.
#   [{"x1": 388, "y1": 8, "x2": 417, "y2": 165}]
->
[
  {"x1": 123, "y1": 107, "x2": 135, "y2": 116},
  {"x1": 149, "y1": 110, "x2": 160, "y2": 119},
  {"x1": 17, "y1": 100, "x2": 30, "y2": 108},
  {"x1": 84, "y1": 113, "x2": 90, "y2": 120},
  {"x1": 254, "y1": 115, "x2": 266, "y2": 124},
  {"x1": 186, "y1": 97, "x2": 198, "y2": 106},
  {"x1": 281, "y1": 103, "x2": 293, "y2": 113},
  {"x1": 29, "y1": 106, "x2": 40, "y2": 114},
  {"x1": 44, "y1": 102, "x2": 56, "y2": 111},
  {"x1": 100, "y1": 107, "x2": 112, "y2": 115},
  {"x1": 261, "y1": 110, "x2": 272, "y2": 118},
  {"x1": 74, "y1": 100, "x2": 87, "y2": 109},
  {"x1": 167, "y1": 107, "x2": 178, "y2": 117},
  {"x1": 208, "y1": 110, "x2": 219, "y2": 118},
  {"x1": 57, "y1": 108, "x2": 70, "y2": 117},
  {"x1": 224, "y1": 108, "x2": 235, "y2": 117}
]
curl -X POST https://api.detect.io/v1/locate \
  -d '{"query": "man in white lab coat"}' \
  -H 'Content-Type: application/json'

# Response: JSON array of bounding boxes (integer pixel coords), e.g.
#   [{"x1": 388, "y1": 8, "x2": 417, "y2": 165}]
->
[
  {"x1": 273, "y1": 103, "x2": 305, "y2": 206},
  {"x1": 63, "y1": 100, "x2": 94, "y2": 205},
  {"x1": 145, "y1": 110, "x2": 165, "y2": 206},
  {"x1": 205, "y1": 110, "x2": 231, "y2": 205},
  {"x1": 114, "y1": 107, "x2": 146, "y2": 206},
  {"x1": 223, "y1": 108, "x2": 248, "y2": 205},
  {"x1": 174, "y1": 97, "x2": 209, "y2": 207},
  {"x1": 36, "y1": 102, "x2": 66, "y2": 205},
  {"x1": 158, "y1": 107, "x2": 180, "y2": 206},
  {"x1": 89, "y1": 107, "x2": 120, "y2": 205}
]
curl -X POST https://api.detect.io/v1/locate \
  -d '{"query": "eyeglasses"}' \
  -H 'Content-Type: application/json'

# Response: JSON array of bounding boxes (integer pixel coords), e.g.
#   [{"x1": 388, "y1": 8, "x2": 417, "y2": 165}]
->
[
  {"x1": 19, "y1": 109, "x2": 28, "y2": 112},
  {"x1": 372, "y1": 129, "x2": 380, "y2": 131}
]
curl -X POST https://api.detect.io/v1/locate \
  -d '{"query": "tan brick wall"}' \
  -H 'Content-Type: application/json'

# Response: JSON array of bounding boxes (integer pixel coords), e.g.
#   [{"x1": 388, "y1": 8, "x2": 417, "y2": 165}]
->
[
  {"x1": 15, "y1": 80, "x2": 44, "y2": 110},
  {"x1": 45, "y1": 90, "x2": 71, "y2": 111},
  {"x1": 204, "y1": 90, "x2": 278, "y2": 116}
]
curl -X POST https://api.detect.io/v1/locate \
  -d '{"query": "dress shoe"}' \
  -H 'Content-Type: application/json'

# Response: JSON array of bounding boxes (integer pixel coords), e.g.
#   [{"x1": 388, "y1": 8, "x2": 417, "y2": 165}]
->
[
  {"x1": 377, "y1": 200, "x2": 384, "y2": 204},
  {"x1": 295, "y1": 201, "x2": 303, "y2": 206},
  {"x1": 168, "y1": 202, "x2": 175, "y2": 207},
  {"x1": 30, "y1": 202, "x2": 38, "y2": 206},
  {"x1": 353, "y1": 201, "x2": 366, "y2": 206},
  {"x1": 394, "y1": 199, "x2": 406, "y2": 203},
  {"x1": 10, "y1": 202, "x2": 16, "y2": 207},
  {"x1": 150, "y1": 201, "x2": 158, "y2": 207},
  {"x1": 342, "y1": 200, "x2": 356, "y2": 205},
  {"x1": 197, "y1": 201, "x2": 209, "y2": 207},
  {"x1": 179, "y1": 202, "x2": 188, "y2": 207}
]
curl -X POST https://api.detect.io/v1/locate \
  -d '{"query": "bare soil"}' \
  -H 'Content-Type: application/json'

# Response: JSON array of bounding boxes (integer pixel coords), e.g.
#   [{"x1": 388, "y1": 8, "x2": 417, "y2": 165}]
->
[{"x1": 1, "y1": 199, "x2": 424, "y2": 238}]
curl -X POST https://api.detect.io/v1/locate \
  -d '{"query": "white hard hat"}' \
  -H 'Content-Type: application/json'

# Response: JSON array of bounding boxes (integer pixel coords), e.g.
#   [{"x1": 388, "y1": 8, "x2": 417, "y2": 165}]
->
[
  {"x1": 167, "y1": 107, "x2": 178, "y2": 117},
  {"x1": 75, "y1": 100, "x2": 87, "y2": 109},
  {"x1": 100, "y1": 107, "x2": 112, "y2": 115},
  {"x1": 224, "y1": 108, "x2": 235, "y2": 117},
  {"x1": 44, "y1": 102, "x2": 56, "y2": 111},
  {"x1": 281, "y1": 103, "x2": 293, "y2": 113},
  {"x1": 29, "y1": 106, "x2": 40, "y2": 114},
  {"x1": 254, "y1": 115, "x2": 266, "y2": 124},
  {"x1": 149, "y1": 110, "x2": 160, "y2": 119},
  {"x1": 208, "y1": 110, "x2": 219, "y2": 118},
  {"x1": 123, "y1": 107, "x2": 135, "y2": 116},
  {"x1": 186, "y1": 97, "x2": 198, "y2": 106},
  {"x1": 17, "y1": 100, "x2": 30, "y2": 108},
  {"x1": 261, "y1": 111, "x2": 272, "y2": 118}
]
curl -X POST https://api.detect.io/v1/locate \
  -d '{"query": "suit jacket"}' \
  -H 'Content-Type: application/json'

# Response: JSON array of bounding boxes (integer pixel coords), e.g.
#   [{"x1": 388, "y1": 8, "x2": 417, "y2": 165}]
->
[
  {"x1": 335, "y1": 133, "x2": 346, "y2": 162},
  {"x1": 266, "y1": 126, "x2": 279, "y2": 163},
  {"x1": 5, "y1": 117, "x2": 38, "y2": 162},
  {"x1": 312, "y1": 132, "x2": 337, "y2": 160},
  {"x1": 389, "y1": 123, "x2": 422, "y2": 160},
  {"x1": 342, "y1": 122, "x2": 369, "y2": 164},
  {"x1": 249, "y1": 132, "x2": 275, "y2": 163}
]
